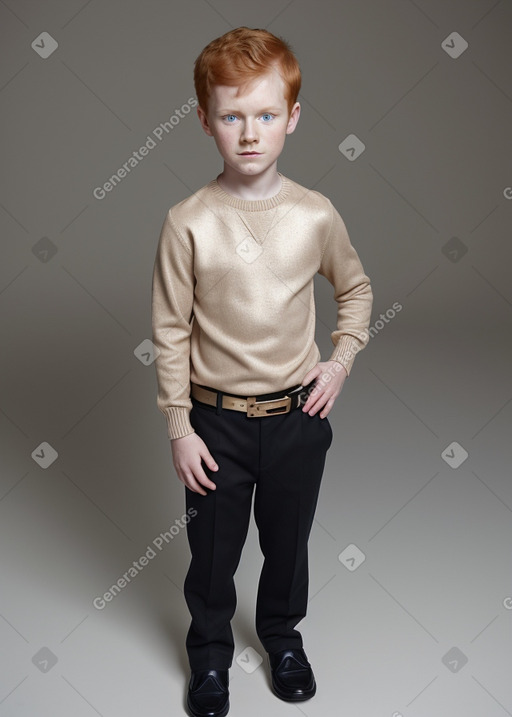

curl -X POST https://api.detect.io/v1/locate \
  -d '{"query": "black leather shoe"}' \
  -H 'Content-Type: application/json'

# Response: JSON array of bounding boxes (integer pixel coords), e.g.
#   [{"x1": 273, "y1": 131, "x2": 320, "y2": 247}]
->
[
  {"x1": 186, "y1": 669, "x2": 229, "y2": 717},
  {"x1": 268, "y1": 648, "x2": 316, "y2": 701}
]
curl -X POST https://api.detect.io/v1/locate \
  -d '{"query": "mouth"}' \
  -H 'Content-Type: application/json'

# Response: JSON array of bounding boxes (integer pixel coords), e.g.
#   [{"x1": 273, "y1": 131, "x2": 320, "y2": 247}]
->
[{"x1": 239, "y1": 152, "x2": 261, "y2": 156}]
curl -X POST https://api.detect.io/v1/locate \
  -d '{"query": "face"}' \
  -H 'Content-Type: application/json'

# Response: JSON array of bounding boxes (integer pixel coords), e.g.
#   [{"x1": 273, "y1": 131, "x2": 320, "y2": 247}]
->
[{"x1": 197, "y1": 66, "x2": 300, "y2": 180}]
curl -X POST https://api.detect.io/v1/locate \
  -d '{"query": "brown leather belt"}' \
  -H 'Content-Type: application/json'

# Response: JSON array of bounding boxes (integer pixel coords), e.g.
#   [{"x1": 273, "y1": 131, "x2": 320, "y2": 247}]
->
[{"x1": 191, "y1": 381, "x2": 311, "y2": 417}]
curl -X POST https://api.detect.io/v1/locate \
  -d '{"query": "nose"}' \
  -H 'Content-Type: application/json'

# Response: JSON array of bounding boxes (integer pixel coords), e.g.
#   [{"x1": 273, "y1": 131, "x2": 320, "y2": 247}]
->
[{"x1": 241, "y1": 118, "x2": 258, "y2": 144}]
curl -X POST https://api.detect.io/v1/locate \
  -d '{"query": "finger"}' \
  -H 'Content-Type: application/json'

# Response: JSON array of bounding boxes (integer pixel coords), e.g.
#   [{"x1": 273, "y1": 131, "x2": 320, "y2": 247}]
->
[
  {"x1": 194, "y1": 466, "x2": 217, "y2": 491},
  {"x1": 302, "y1": 383, "x2": 321, "y2": 411},
  {"x1": 187, "y1": 470, "x2": 214, "y2": 495},
  {"x1": 178, "y1": 473, "x2": 207, "y2": 496},
  {"x1": 302, "y1": 391, "x2": 324, "y2": 413},
  {"x1": 202, "y1": 453, "x2": 219, "y2": 471},
  {"x1": 304, "y1": 396, "x2": 330, "y2": 416},
  {"x1": 319, "y1": 398, "x2": 334, "y2": 418}
]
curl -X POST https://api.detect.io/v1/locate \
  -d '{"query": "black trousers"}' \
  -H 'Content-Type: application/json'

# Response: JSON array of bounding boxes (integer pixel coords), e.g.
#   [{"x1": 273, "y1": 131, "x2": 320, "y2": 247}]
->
[{"x1": 183, "y1": 382, "x2": 333, "y2": 670}]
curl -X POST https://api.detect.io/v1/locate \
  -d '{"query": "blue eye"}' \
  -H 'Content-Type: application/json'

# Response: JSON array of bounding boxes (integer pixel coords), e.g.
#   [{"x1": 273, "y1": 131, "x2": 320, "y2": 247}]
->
[
  {"x1": 261, "y1": 113, "x2": 273, "y2": 122},
  {"x1": 225, "y1": 114, "x2": 236, "y2": 122}
]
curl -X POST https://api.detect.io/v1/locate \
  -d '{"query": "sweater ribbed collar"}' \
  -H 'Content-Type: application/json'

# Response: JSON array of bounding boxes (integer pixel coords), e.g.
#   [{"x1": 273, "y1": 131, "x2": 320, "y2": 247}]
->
[{"x1": 207, "y1": 172, "x2": 290, "y2": 211}]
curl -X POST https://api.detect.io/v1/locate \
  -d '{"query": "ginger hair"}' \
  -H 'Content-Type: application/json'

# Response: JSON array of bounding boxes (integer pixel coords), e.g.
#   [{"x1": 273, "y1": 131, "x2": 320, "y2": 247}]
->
[{"x1": 193, "y1": 26, "x2": 301, "y2": 117}]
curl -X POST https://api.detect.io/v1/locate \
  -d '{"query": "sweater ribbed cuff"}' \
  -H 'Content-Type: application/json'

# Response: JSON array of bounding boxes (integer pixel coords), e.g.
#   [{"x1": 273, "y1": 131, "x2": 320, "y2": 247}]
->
[
  {"x1": 328, "y1": 335, "x2": 362, "y2": 376},
  {"x1": 163, "y1": 406, "x2": 195, "y2": 441}
]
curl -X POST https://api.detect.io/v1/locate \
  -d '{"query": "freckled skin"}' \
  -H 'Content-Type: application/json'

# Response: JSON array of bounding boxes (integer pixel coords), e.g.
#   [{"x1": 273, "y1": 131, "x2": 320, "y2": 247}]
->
[{"x1": 197, "y1": 67, "x2": 300, "y2": 200}]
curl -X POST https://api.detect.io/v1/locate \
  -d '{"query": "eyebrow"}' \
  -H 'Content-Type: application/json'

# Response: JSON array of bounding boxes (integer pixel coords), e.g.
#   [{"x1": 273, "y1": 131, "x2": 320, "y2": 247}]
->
[{"x1": 216, "y1": 107, "x2": 282, "y2": 114}]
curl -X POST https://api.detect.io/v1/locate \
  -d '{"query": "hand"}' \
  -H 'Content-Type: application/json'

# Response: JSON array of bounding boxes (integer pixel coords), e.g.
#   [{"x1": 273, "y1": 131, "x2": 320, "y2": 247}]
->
[
  {"x1": 301, "y1": 360, "x2": 347, "y2": 418},
  {"x1": 170, "y1": 431, "x2": 219, "y2": 496}
]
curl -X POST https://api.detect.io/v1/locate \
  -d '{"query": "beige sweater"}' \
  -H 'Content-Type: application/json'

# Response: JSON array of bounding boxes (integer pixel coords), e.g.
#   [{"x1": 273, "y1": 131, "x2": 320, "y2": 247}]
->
[{"x1": 151, "y1": 173, "x2": 373, "y2": 440}]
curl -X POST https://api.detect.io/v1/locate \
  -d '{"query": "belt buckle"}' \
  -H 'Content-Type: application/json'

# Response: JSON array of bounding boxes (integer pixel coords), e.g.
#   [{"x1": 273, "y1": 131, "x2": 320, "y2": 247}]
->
[{"x1": 246, "y1": 395, "x2": 291, "y2": 417}]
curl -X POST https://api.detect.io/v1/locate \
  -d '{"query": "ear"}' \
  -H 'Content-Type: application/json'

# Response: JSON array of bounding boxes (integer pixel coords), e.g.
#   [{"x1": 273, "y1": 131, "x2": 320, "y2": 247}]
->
[
  {"x1": 286, "y1": 102, "x2": 301, "y2": 134},
  {"x1": 197, "y1": 106, "x2": 214, "y2": 136}
]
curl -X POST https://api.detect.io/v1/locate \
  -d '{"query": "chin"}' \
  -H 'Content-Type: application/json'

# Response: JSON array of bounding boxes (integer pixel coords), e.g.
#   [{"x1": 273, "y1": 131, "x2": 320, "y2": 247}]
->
[{"x1": 234, "y1": 163, "x2": 265, "y2": 173}]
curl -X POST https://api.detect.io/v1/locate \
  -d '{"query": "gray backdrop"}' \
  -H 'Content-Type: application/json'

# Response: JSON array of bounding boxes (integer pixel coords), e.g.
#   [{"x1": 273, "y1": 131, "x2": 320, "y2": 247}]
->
[{"x1": 1, "y1": 1, "x2": 511, "y2": 715}]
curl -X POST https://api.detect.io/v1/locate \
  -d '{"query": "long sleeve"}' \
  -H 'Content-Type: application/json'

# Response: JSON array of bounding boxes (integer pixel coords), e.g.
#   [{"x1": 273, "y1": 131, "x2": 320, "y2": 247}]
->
[
  {"x1": 151, "y1": 209, "x2": 196, "y2": 440},
  {"x1": 318, "y1": 200, "x2": 373, "y2": 375},
  {"x1": 151, "y1": 176, "x2": 373, "y2": 442}
]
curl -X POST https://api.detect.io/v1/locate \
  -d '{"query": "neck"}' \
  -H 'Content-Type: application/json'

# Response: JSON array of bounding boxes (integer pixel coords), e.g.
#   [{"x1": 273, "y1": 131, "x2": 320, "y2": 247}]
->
[{"x1": 217, "y1": 165, "x2": 282, "y2": 200}]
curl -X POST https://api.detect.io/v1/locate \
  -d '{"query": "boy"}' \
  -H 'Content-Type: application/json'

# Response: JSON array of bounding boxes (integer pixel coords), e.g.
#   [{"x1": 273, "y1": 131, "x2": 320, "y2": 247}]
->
[{"x1": 151, "y1": 26, "x2": 373, "y2": 717}]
